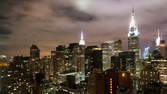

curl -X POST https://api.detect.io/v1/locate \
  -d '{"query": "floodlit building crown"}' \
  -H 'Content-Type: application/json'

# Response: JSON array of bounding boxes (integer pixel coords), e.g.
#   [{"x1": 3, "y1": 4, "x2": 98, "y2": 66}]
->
[
  {"x1": 128, "y1": 9, "x2": 139, "y2": 37},
  {"x1": 79, "y1": 31, "x2": 85, "y2": 45}
]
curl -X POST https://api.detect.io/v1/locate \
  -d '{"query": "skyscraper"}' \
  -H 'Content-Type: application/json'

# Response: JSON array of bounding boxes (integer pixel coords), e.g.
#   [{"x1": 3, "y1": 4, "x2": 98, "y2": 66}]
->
[
  {"x1": 77, "y1": 31, "x2": 86, "y2": 80},
  {"x1": 101, "y1": 41, "x2": 114, "y2": 71},
  {"x1": 140, "y1": 65, "x2": 160, "y2": 90},
  {"x1": 29, "y1": 44, "x2": 40, "y2": 74},
  {"x1": 67, "y1": 43, "x2": 80, "y2": 71},
  {"x1": 30, "y1": 44, "x2": 40, "y2": 60},
  {"x1": 155, "y1": 30, "x2": 167, "y2": 59},
  {"x1": 29, "y1": 44, "x2": 41, "y2": 94},
  {"x1": 78, "y1": 31, "x2": 86, "y2": 73},
  {"x1": 85, "y1": 46, "x2": 99, "y2": 75},
  {"x1": 114, "y1": 40, "x2": 122, "y2": 56},
  {"x1": 128, "y1": 9, "x2": 142, "y2": 91},
  {"x1": 79, "y1": 31, "x2": 85, "y2": 46},
  {"x1": 54, "y1": 45, "x2": 66, "y2": 75},
  {"x1": 128, "y1": 9, "x2": 141, "y2": 77},
  {"x1": 92, "y1": 48, "x2": 103, "y2": 71},
  {"x1": 128, "y1": 9, "x2": 140, "y2": 59},
  {"x1": 87, "y1": 69, "x2": 105, "y2": 94}
]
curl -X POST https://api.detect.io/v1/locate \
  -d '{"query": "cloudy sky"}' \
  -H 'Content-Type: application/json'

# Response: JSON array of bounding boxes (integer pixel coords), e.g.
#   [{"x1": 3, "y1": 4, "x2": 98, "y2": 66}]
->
[{"x1": 0, "y1": 0, "x2": 167, "y2": 56}]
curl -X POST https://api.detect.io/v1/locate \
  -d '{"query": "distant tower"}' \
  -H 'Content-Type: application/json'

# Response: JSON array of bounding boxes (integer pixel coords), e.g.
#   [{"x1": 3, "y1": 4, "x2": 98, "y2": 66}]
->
[
  {"x1": 155, "y1": 29, "x2": 167, "y2": 58},
  {"x1": 156, "y1": 29, "x2": 161, "y2": 46},
  {"x1": 128, "y1": 8, "x2": 141, "y2": 90},
  {"x1": 79, "y1": 31, "x2": 85, "y2": 46},
  {"x1": 128, "y1": 8, "x2": 140, "y2": 62},
  {"x1": 30, "y1": 44, "x2": 40, "y2": 60},
  {"x1": 101, "y1": 41, "x2": 114, "y2": 71},
  {"x1": 30, "y1": 44, "x2": 40, "y2": 79}
]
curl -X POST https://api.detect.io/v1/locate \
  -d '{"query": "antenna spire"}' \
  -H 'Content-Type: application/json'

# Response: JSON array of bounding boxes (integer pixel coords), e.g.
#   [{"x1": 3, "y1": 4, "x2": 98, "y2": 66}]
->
[
  {"x1": 156, "y1": 29, "x2": 161, "y2": 46},
  {"x1": 79, "y1": 30, "x2": 85, "y2": 45}
]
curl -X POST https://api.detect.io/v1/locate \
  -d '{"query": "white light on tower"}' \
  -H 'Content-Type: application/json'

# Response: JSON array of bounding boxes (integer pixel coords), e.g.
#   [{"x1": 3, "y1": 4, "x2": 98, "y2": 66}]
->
[
  {"x1": 156, "y1": 29, "x2": 161, "y2": 46},
  {"x1": 79, "y1": 31, "x2": 85, "y2": 45},
  {"x1": 128, "y1": 9, "x2": 139, "y2": 37}
]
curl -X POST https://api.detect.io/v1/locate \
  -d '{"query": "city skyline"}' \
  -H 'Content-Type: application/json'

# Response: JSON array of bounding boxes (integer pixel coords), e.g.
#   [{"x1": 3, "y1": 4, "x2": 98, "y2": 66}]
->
[{"x1": 0, "y1": 0, "x2": 167, "y2": 56}]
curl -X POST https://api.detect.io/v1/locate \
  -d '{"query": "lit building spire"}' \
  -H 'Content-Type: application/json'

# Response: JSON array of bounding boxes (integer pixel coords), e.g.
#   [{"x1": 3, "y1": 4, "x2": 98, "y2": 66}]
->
[
  {"x1": 156, "y1": 29, "x2": 161, "y2": 46},
  {"x1": 79, "y1": 30, "x2": 85, "y2": 45},
  {"x1": 128, "y1": 8, "x2": 139, "y2": 37}
]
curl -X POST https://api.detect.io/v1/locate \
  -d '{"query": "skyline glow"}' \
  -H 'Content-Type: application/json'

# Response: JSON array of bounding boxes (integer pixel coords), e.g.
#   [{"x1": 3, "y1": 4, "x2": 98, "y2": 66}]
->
[{"x1": 0, "y1": 0, "x2": 167, "y2": 56}]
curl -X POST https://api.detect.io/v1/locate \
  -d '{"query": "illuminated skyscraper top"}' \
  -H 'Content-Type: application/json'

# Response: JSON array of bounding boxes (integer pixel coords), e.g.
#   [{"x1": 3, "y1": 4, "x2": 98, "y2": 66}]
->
[
  {"x1": 79, "y1": 30, "x2": 85, "y2": 45},
  {"x1": 156, "y1": 29, "x2": 161, "y2": 46},
  {"x1": 128, "y1": 9, "x2": 139, "y2": 37},
  {"x1": 128, "y1": 8, "x2": 141, "y2": 79}
]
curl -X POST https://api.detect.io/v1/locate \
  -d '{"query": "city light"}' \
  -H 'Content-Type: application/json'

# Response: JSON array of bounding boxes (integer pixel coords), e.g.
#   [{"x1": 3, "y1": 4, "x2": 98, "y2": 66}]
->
[
  {"x1": 0, "y1": 1, "x2": 167, "y2": 94},
  {"x1": 122, "y1": 73, "x2": 126, "y2": 78}
]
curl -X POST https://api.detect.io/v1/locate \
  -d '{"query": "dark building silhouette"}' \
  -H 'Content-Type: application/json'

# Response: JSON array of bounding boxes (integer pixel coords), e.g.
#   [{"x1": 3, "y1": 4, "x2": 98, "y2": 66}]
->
[
  {"x1": 104, "y1": 69, "x2": 119, "y2": 94},
  {"x1": 30, "y1": 44, "x2": 40, "y2": 59},
  {"x1": 85, "y1": 46, "x2": 98, "y2": 75},
  {"x1": 29, "y1": 44, "x2": 40, "y2": 74},
  {"x1": 140, "y1": 65, "x2": 160, "y2": 91},
  {"x1": 111, "y1": 51, "x2": 135, "y2": 73},
  {"x1": 91, "y1": 48, "x2": 103, "y2": 70}
]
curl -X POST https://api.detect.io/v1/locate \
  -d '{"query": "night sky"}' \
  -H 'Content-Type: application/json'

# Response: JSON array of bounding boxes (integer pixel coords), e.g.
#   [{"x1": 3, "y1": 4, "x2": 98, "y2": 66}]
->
[{"x1": 0, "y1": 0, "x2": 167, "y2": 56}]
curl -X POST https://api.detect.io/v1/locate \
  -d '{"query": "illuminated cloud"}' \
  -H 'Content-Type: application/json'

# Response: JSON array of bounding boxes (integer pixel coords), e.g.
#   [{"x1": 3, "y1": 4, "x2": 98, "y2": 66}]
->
[{"x1": 0, "y1": 0, "x2": 167, "y2": 56}]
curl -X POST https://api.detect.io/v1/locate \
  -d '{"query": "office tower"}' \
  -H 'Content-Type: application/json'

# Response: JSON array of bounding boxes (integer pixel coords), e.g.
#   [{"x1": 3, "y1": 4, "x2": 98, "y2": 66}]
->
[
  {"x1": 30, "y1": 44, "x2": 40, "y2": 74},
  {"x1": 53, "y1": 45, "x2": 66, "y2": 78},
  {"x1": 85, "y1": 46, "x2": 99, "y2": 75},
  {"x1": 66, "y1": 75, "x2": 77, "y2": 88},
  {"x1": 88, "y1": 69, "x2": 119, "y2": 94},
  {"x1": 111, "y1": 51, "x2": 135, "y2": 73},
  {"x1": 88, "y1": 69, "x2": 133, "y2": 94},
  {"x1": 151, "y1": 49, "x2": 163, "y2": 59},
  {"x1": 77, "y1": 45, "x2": 85, "y2": 73},
  {"x1": 67, "y1": 43, "x2": 79, "y2": 71},
  {"x1": 101, "y1": 41, "x2": 114, "y2": 71},
  {"x1": 106, "y1": 70, "x2": 133, "y2": 94},
  {"x1": 140, "y1": 65, "x2": 160, "y2": 90},
  {"x1": 114, "y1": 40, "x2": 122, "y2": 56},
  {"x1": 71, "y1": 44, "x2": 86, "y2": 82},
  {"x1": 128, "y1": 9, "x2": 140, "y2": 56},
  {"x1": 117, "y1": 71, "x2": 133, "y2": 93},
  {"x1": 158, "y1": 40, "x2": 167, "y2": 59},
  {"x1": 87, "y1": 69, "x2": 105, "y2": 94},
  {"x1": 152, "y1": 59, "x2": 167, "y2": 85},
  {"x1": 50, "y1": 49, "x2": 56, "y2": 78},
  {"x1": 104, "y1": 69, "x2": 119, "y2": 94},
  {"x1": 111, "y1": 56, "x2": 120, "y2": 70},
  {"x1": 12, "y1": 56, "x2": 29, "y2": 76},
  {"x1": 40, "y1": 56, "x2": 51, "y2": 80},
  {"x1": 51, "y1": 49, "x2": 56, "y2": 62},
  {"x1": 119, "y1": 51, "x2": 136, "y2": 73},
  {"x1": 111, "y1": 51, "x2": 136, "y2": 91},
  {"x1": 153, "y1": 30, "x2": 167, "y2": 59},
  {"x1": 71, "y1": 44, "x2": 85, "y2": 73},
  {"x1": 143, "y1": 82, "x2": 162, "y2": 94},
  {"x1": 159, "y1": 43, "x2": 167, "y2": 59},
  {"x1": 30, "y1": 44, "x2": 40, "y2": 60},
  {"x1": 92, "y1": 48, "x2": 103, "y2": 70},
  {"x1": 127, "y1": 9, "x2": 141, "y2": 91},
  {"x1": 78, "y1": 31, "x2": 86, "y2": 74},
  {"x1": 128, "y1": 9, "x2": 141, "y2": 77},
  {"x1": 8, "y1": 56, "x2": 33, "y2": 94},
  {"x1": 0, "y1": 57, "x2": 9, "y2": 94}
]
